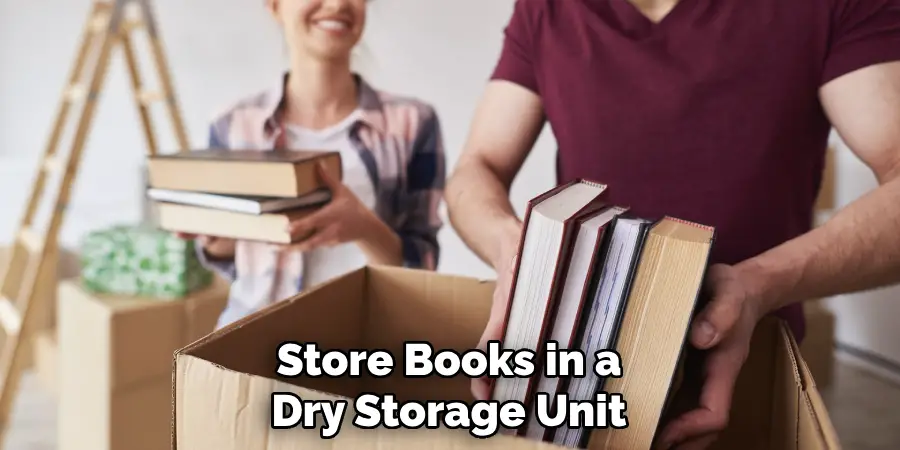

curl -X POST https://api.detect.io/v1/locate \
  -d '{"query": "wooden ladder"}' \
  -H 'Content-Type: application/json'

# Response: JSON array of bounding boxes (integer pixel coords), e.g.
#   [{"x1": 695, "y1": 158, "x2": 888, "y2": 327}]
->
[{"x1": 0, "y1": 0, "x2": 188, "y2": 443}]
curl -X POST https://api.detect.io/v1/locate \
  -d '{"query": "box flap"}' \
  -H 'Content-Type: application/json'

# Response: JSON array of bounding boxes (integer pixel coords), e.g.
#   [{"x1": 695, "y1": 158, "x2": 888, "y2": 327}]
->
[
  {"x1": 175, "y1": 353, "x2": 564, "y2": 449},
  {"x1": 784, "y1": 324, "x2": 842, "y2": 450}
]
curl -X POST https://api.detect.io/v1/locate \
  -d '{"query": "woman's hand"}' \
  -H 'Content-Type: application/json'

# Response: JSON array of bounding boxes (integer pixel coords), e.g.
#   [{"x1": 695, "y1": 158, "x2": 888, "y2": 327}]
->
[
  {"x1": 174, "y1": 233, "x2": 236, "y2": 260},
  {"x1": 283, "y1": 162, "x2": 403, "y2": 265}
]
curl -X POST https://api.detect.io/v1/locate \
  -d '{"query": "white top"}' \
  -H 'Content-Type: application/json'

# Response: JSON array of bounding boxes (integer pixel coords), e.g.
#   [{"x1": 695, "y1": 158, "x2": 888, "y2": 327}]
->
[
  {"x1": 283, "y1": 109, "x2": 376, "y2": 289},
  {"x1": 215, "y1": 109, "x2": 377, "y2": 330}
]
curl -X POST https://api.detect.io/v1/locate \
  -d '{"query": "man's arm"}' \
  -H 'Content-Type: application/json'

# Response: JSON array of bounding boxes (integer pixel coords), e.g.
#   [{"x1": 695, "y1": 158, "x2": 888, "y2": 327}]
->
[
  {"x1": 739, "y1": 61, "x2": 900, "y2": 314},
  {"x1": 658, "y1": 61, "x2": 900, "y2": 449},
  {"x1": 445, "y1": 80, "x2": 546, "y2": 269}
]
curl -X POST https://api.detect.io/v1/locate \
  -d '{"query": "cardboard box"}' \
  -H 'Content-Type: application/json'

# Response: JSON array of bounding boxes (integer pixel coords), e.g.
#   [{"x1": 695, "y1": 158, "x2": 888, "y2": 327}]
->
[
  {"x1": 173, "y1": 267, "x2": 841, "y2": 450},
  {"x1": 800, "y1": 301, "x2": 836, "y2": 388},
  {"x1": 33, "y1": 329, "x2": 58, "y2": 395},
  {"x1": 60, "y1": 276, "x2": 229, "y2": 450}
]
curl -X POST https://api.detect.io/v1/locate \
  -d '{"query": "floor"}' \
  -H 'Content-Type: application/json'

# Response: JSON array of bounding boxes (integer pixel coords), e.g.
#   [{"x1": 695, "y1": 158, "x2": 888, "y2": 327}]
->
[{"x1": 4, "y1": 363, "x2": 900, "y2": 449}]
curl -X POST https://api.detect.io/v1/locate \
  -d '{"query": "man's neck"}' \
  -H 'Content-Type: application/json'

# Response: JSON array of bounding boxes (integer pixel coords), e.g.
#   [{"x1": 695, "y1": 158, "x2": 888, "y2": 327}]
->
[
  {"x1": 284, "y1": 56, "x2": 359, "y2": 130},
  {"x1": 627, "y1": 0, "x2": 681, "y2": 22}
]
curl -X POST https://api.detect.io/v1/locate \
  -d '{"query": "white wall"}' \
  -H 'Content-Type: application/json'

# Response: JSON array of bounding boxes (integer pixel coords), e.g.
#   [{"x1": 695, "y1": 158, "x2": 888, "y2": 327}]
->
[{"x1": 0, "y1": 0, "x2": 558, "y2": 280}]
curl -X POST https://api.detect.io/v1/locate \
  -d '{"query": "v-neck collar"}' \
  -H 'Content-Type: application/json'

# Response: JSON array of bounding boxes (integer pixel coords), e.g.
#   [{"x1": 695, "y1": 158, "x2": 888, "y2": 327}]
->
[{"x1": 608, "y1": 0, "x2": 696, "y2": 37}]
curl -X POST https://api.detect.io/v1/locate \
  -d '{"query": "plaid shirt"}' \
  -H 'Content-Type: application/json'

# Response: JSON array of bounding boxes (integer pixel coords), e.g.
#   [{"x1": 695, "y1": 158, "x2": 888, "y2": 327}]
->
[{"x1": 196, "y1": 74, "x2": 445, "y2": 326}]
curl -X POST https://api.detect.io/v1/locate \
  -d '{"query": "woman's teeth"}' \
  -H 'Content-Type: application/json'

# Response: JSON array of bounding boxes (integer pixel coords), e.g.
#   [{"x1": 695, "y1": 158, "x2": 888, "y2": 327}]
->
[{"x1": 316, "y1": 20, "x2": 349, "y2": 31}]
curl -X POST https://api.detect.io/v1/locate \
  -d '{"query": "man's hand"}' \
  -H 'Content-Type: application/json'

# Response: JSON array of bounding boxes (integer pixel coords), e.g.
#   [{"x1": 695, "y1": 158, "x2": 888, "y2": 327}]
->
[
  {"x1": 471, "y1": 226, "x2": 522, "y2": 400},
  {"x1": 655, "y1": 264, "x2": 764, "y2": 450},
  {"x1": 174, "y1": 232, "x2": 235, "y2": 260}
]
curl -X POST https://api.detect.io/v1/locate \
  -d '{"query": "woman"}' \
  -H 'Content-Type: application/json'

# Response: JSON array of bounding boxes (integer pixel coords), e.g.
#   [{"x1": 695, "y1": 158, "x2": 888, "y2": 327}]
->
[{"x1": 181, "y1": 0, "x2": 445, "y2": 329}]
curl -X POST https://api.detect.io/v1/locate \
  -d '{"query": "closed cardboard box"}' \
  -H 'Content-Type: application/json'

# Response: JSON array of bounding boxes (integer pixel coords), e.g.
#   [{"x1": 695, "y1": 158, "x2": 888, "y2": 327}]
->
[
  {"x1": 173, "y1": 267, "x2": 840, "y2": 450},
  {"x1": 60, "y1": 276, "x2": 228, "y2": 450}
]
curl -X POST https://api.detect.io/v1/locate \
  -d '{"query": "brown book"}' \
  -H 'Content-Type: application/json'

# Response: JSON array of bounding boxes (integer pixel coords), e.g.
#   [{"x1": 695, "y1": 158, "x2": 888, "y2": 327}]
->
[
  {"x1": 587, "y1": 217, "x2": 715, "y2": 450},
  {"x1": 490, "y1": 179, "x2": 609, "y2": 429},
  {"x1": 154, "y1": 202, "x2": 316, "y2": 244},
  {"x1": 147, "y1": 150, "x2": 342, "y2": 198}
]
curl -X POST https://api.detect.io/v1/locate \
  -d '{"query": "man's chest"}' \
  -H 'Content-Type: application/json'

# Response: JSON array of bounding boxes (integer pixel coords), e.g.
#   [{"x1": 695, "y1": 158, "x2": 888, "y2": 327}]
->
[{"x1": 534, "y1": 0, "x2": 832, "y2": 135}]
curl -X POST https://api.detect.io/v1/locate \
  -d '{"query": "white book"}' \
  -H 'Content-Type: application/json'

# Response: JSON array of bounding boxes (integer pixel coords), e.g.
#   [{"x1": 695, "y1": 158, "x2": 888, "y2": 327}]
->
[
  {"x1": 524, "y1": 206, "x2": 626, "y2": 442},
  {"x1": 147, "y1": 188, "x2": 331, "y2": 215},
  {"x1": 493, "y1": 180, "x2": 608, "y2": 420}
]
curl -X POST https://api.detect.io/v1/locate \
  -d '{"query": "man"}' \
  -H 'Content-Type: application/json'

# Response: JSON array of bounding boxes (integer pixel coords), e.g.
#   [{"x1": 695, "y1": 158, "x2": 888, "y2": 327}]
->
[{"x1": 446, "y1": 0, "x2": 900, "y2": 448}]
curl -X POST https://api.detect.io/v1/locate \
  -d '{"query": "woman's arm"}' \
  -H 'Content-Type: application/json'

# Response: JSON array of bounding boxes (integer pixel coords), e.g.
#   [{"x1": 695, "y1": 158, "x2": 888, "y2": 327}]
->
[{"x1": 355, "y1": 210, "x2": 404, "y2": 266}]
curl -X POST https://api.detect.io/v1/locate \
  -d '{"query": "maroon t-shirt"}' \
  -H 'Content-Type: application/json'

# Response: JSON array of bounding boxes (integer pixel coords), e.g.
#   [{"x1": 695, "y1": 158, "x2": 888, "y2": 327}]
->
[{"x1": 492, "y1": 0, "x2": 900, "y2": 341}]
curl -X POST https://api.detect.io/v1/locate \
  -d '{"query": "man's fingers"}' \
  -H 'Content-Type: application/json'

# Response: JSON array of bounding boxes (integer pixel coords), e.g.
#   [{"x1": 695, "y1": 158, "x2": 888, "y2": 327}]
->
[
  {"x1": 657, "y1": 342, "x2": 745, "y2": 448},
  {"x1": 690, "y1": 294, "x2": 742, "y2": 349},
  {"x1": 470, "y1": 251, "x2": 520, "y2": 402},
  {"x1": 656, "y1": 407, "x2": 724, "y2": 449},
  {"x1": 672, "y1": 433, "x2": 719, "y2": 450},
  {"x1": 698, "y1": 340, "x2": 746, "y2": 416},
  {"x1": 470, "y1": 376, "x2": 493, "y2": 401}
]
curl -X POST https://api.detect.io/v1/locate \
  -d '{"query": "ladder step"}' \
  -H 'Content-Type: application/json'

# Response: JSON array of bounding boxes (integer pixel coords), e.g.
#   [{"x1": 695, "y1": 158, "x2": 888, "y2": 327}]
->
[
  {"x1": 89, "y1": 12, "x2": 112, "y2": 33},
  {"x1": 121, "y1": 20, "x2": 144, "y2": 32},
  {"x1": 65, "y1": 84, "x2": 88, "y2": 102},
  {"x1": 137, "y1": 90, "x2": 166, "y2": 104},
  {"x1": 43, "y1": 156, "x2": 64, "y2": 174},
  {"x1": 0, "y1": 298, "x2": 22, "y2": 336},
  {"x1": 17, "y1": 229, "x2": 43, "y2": 253}
]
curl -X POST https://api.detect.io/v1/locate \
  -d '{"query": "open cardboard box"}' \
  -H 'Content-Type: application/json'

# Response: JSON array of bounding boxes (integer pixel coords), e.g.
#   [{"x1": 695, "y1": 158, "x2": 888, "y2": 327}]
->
[{"x1": 173, "y1": 266, "x2": 841, "y2": 450}]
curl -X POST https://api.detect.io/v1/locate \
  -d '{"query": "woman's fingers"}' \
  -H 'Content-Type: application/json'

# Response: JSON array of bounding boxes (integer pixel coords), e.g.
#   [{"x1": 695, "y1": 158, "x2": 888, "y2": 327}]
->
[{"x1": 315, "y1": 161, "x2": 343, "y2": 190}]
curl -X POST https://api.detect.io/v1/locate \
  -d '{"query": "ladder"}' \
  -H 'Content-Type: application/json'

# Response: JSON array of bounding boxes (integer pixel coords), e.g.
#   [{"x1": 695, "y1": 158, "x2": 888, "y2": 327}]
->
[{"x1": 0, "y1": 0, "x2": 188, "y2": 443}]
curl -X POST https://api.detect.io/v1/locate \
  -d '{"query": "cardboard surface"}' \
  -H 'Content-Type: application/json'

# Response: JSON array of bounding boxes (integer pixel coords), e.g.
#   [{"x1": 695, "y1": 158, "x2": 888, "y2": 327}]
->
[
  {"x1": 60, "y1": 276, "x2": 228, "y2": 450},
  {"x1": 800, "y1": 301, "x2": 836, "y2": 388},
  {"x1": 173, "y1": 267, "x2": 841, "y2": 450},
  {"x1": 33, "y1": 329, "x2": 58, "y2": 395}
]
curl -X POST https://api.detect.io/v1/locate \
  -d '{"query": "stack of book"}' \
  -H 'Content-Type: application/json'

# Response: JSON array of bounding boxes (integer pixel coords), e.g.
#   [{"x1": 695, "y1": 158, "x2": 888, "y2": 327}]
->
[
  {"x1": 146, "y1": 150, "x2": 342, "y2": 244},
  {"x1": 494, "y1": 179, "x2": 716, "y2": 449}
]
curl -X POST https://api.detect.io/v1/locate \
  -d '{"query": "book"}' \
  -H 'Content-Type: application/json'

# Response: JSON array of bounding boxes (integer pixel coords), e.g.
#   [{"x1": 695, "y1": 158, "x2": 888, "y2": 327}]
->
[
  {"x1": 147, "y1": 150, "x2": 342, "y2": 198},
  {"x1": 146, "y1": 188, "x2": 332, "y2": 215},
  {"x1": 524, "y1": 206, "x2": 628, "y2": 441},
  {"x1": 154, "y1": 202, "x2": 316, "y2": 244},
  {"x1": 491, "y1": 180, "x2": 609, "y2": 419},
  {"x1": 551, "y1": 216, "x2": 652, "y2": 447},
  {"x1": 498, "y1": 180, "x2": 716, "y2": 448},
  {"x1": 586, "y1": 217, "x2": 714, "y2": 450}
]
